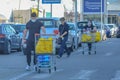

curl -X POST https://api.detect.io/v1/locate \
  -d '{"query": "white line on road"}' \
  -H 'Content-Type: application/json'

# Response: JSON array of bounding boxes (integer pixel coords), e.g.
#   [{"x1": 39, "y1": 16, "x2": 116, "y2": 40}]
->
[
  {"x1": 32, "y1": 69, "x2": 64, "y2": 79},
  {"x1": 9, "y1": 71, "x2": 34, "y2": 80},
  {"x1": 107, "y1": 42, "x2": 113, "y2": 44},
  {"x1": 105, "y1": 52, "x2": 113, "y2": 56},
  {"x1": 70, "y1": 70, "x2": 96, "y2": 80},
  {"x1": 111, "y1": 71, "x2": 120, "y2": 80},
  {"x1": 9, "y1": 69, "x2": 63, "y2": 80}
]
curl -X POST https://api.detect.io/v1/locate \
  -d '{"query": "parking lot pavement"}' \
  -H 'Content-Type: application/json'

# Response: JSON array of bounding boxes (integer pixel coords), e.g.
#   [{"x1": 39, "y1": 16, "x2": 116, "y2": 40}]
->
[
  {"x1": 0, "y1": 38, "x2": 120, "y2": 80},
  {"x1": 0, "y1": 52, "x2": 27, "y2": 80}
]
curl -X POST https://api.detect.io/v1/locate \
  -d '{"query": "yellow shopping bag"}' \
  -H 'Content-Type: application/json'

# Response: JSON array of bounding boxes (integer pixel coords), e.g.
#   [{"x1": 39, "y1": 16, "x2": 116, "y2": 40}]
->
[
  {"x1": 35, "y1": 37, "x2": 53, "y2": 54},
  {"x1": 95, "y1": 32, "x2": 101, "y2": 42},
  {"x1": 81, "y1": 34, "x2": 92, "y2": 42}
]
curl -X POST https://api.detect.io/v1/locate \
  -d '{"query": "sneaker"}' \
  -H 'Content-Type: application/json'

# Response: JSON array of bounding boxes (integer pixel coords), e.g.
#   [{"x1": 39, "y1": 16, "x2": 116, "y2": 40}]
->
[
  {"x1": 26, "y1": 65, "x2": 31, "y2": 71},
  {"x1": 33, "y1": 65, "x2": 37, "y2": 71},
  {"x1": 88, "y1": 52, "x2": 91, "y2": 55},
  {"x1": 67, "y1": 52, "x2": 71, "y2": 57}
]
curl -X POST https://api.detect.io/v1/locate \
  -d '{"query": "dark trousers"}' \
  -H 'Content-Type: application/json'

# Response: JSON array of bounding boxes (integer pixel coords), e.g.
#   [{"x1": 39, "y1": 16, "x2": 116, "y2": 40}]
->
[
  {"x1": 88, "y1": 43, "x2": 92, "y2": 51},
  {"x1": 25, "y1": 40, "x2": 36, "y2": 66},
  {"x1": 58, "y1": 37, "x2": 70, "y2": 57}
]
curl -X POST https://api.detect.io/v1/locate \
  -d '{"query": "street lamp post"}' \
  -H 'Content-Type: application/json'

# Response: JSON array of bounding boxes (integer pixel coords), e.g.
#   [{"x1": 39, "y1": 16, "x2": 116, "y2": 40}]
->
[
  {"x1": 73, "y1": 0, "x2": 78, "y2": 49},
  {"x1": 37, "y1": 0, "x2": 40, "y2": 17}
]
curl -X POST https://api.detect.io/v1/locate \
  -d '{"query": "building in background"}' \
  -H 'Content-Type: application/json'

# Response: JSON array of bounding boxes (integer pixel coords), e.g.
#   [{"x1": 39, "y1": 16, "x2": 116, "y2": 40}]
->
[
  {"x1": 10, "y1": 9, "x2": 31, "y2": 24},
  {"x1": 79, "y1": 0, "x2": 120, "y2": 25},
  {"x1": 107, "y1": 0, "x2": 120, "y2": 25},
  {"x1": 0, "y1": 14, "x2": 7, "y2": 23}
]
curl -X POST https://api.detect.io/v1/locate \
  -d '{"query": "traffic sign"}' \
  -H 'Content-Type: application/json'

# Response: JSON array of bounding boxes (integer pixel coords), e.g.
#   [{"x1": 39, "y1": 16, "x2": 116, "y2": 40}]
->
[
  {"x1": 83, "y1": 0, "x2": 104, "y2": 13},
  {"x1": 42, "y1": 0, "x2": 61, "y2": 4}
]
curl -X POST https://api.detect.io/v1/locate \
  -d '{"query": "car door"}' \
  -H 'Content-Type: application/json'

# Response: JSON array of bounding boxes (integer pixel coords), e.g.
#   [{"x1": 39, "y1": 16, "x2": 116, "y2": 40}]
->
[{"x1": 4, "y1": 24, "x2": 20, "y2": 49}]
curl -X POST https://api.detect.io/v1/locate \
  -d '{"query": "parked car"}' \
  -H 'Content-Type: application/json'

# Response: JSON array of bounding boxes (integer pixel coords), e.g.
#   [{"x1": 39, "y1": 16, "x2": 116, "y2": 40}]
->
[
  {"x1": 104, "y1": 24, "x2": 118, "y2": 37},
  {"x1": 104, "y1": 25, "x2": 111, "y2": 38},
  {"x1": 116, "y1": 26, "x2": 120, "y2": 38},
  {"x1": 0, "y1": 24, "x2": 21, "y2": 54},
  {"x1": 67, "y1": 22, "x2": 81, "y2": 48},
  {"x1": 11, "y1": 24, "x2": 26, "y2": 38}
]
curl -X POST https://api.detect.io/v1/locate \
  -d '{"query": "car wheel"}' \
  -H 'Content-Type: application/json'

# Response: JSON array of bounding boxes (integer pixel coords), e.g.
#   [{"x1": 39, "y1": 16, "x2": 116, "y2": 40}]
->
[
  {"x1": 17, "y1": 45, "x2": 22, "y2": 52},
  {"x1": 4, "y1": 42, "x2": 11, "y2": 54},
  {"x1": 70, "y1": 43, "x2": 74, "y2": 52}
]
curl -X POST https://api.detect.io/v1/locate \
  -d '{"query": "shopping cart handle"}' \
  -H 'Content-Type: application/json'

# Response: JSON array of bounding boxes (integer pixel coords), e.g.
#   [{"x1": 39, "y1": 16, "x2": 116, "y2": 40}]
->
[
  {"x1": 35, "y1": 33, "x2": 56, "y2": 37},
  {"x1": 40, "y1": 34, "x2": 56, "y2": 36},
  {"x1": 35, "y1": 33, "x2": 40, "y2": 36}
]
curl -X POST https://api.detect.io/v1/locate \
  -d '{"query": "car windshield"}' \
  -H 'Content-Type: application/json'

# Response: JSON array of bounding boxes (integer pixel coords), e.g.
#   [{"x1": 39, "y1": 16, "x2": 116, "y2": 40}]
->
[
  {"x1": 107, "y1": 25, "x2": 114, "y2": 29},
  {"x1": 68, "y1": 24, "x2": 75, "y2": 30},
  {"x1": 77, "y1": 22, "x2": 88, "y2": 29},
  {"x1": 38, "y1": 19, "x2": 55, "y2": 28},
  {"x1": 13, "y1": 25, "x2": 26, "y2": 32}
]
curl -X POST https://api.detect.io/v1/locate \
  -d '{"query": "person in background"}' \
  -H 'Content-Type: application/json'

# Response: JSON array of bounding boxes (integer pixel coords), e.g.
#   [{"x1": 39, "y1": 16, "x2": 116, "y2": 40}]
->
[
  {"x1": 84, "y1": 20, "x2": 96, "y2": 55},
  {"x1": 22, "y1": 12, "x2": 46, "y2": 71},
  {"x1": 57, "y1": 17, "x2": 71, "y2": 58}
]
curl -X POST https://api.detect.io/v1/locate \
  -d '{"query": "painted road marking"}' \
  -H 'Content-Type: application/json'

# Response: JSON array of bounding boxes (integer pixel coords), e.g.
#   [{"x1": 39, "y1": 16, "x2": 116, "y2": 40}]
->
[
  {"x1": 105, "y1": 52, "x2": 113, "y2": 56},
  {"x1": 32, "y1": 69, "x2": 63, "y2": 79},
  {"x1": 9, "y1": 69, "x2": 63, "y2": 80},
  {"x1": 9, "y1": 71, "x2": 34, "y2": 80},
  {"x1": 70, "y1": 70, "x2": 96, "y2": 80},
  {"x1": 111, "y1": 71, "x2": 120, "y2": 80}
]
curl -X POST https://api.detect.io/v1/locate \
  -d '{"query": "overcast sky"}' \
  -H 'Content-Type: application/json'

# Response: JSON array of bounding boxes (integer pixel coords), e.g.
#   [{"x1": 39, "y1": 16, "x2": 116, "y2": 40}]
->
[{"x1": 0, "y1": 0, "x2": 80, "y2": 19}]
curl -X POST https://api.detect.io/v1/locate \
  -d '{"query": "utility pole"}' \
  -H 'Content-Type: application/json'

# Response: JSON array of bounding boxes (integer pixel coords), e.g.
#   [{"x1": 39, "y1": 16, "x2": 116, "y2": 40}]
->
[
  {"x1": 37, "y1": 0, "x2": 40, "y2": 17},
  {"x1": 74, "y1": 0, "x2": 78, "y2": 49},
  {"x1": 50, "y1": 4, "x2": 52, "y2": 18},
  {"x1": 18, "y1": 0, "x2": 21, "y2": 10}
]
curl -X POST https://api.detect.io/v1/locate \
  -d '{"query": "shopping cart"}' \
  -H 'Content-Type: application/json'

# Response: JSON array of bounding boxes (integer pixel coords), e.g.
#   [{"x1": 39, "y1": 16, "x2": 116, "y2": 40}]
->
[
  {"x1": 35, "y1": 33, "x2": 57, "y2": 73},
  {"x1": 81, "y1": 32, "x2": 101, "y2": 55}
]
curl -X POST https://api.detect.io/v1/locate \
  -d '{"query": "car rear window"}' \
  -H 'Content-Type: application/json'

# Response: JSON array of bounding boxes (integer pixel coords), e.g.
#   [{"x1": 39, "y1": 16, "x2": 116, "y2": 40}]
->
[
  {"x1": 13, "y1": 25, "x2": 26, "y2": 32},
  {"x1": 38, "y1": 19, "x2": 57, "y2": 28},
  {"x1": 107, "y1": 25, "x2": 113, "y2": 28},
  {"x1": 77, "y1": 22, "x2": 88, "y2": 29},
  {"x1": 68, "y1": 24, "x2": 75, "y2": 30}
]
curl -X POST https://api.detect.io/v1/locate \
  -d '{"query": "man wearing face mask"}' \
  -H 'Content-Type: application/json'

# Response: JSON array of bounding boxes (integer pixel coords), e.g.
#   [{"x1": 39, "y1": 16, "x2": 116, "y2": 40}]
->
[{"x1": 22, "y1": 12, "x2": 46, "y2": 71}]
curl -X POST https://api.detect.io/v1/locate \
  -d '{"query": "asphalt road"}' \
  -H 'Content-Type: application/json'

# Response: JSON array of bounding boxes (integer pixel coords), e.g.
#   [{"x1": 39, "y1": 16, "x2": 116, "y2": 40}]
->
[{"x1": 0, "y1": 38, "x2": 120, "y2": 80}]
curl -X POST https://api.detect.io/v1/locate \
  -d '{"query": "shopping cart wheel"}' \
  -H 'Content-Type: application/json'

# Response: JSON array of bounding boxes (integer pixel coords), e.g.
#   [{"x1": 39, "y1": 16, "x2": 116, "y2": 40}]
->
[
  {"x1": 49, "y1": 69, "x2": 51, "y2": 74},
  {"x1": 35, "y1": 67, "x2": 37, "y2": 71},
  {"x1": 38, "y1": 69, "x2": 41, "y2": 73},
  {"x1": 88, "y1": 52, "x2": 91, "y2": 55},
  {"x1": 54, "y1": 67, "x2": 56, "y2": 71},
  {"x1": 82, "y1": 51, "x2": 84, "y2": 55},
  {"x1": 95, "y1": 51, "x2": 96, "y2": 54}
]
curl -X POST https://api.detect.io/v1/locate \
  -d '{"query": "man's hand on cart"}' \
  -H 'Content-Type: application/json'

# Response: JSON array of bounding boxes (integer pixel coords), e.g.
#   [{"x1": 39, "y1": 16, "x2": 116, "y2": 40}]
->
[{"x1": 22, "y1": 39, "x2": 26, "y2": 44}]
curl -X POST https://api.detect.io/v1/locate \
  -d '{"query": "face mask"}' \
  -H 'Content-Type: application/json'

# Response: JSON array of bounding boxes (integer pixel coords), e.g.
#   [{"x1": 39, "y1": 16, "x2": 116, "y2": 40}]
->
[{"x1": 31, "y1": 19, "x2": 36, "y2": 22}]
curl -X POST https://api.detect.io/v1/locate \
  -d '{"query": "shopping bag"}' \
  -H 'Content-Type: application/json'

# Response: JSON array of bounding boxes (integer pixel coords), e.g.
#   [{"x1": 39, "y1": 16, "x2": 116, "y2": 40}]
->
[
  {"x1": 81, "y1": 34, "x2": 92, "y2": 42},
  {"x1": 95, "y1": 32, "x2": 101, "y2": 42}
]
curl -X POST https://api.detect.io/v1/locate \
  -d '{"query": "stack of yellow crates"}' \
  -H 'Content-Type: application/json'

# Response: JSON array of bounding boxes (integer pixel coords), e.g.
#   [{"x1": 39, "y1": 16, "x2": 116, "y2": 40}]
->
[{"x1": 35, "y1": 37, "x2": 53, "y2": 54}]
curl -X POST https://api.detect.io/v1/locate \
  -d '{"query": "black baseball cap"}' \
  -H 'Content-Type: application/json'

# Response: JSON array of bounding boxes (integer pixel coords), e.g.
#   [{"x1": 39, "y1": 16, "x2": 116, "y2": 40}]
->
[
  {"x1": 60, "y1": 17, "x2": 65, "y2": 21},
  {"x1": 31, "y1": 12, "x2": 37, "y2": 17}
]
